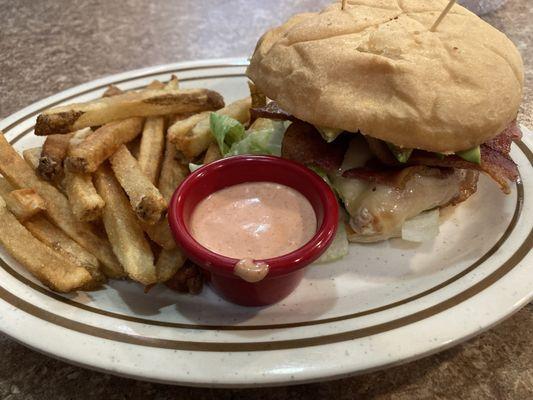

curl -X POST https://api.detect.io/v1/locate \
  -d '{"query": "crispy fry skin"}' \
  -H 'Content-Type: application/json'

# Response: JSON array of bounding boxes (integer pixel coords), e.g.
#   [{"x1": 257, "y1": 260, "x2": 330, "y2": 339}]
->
[
  {"x1": 38, "y1": 133, "x2": 72, "y2": 181},
  {"x1": 64, "y1": 129, "x2": 105, "y2": 221},
  {"x1": 159, "y1": 133, "x2": 190, "y2": 204},
  {"x1": 165, "y1": 75, "x2": 180, "y2": 90},
  {"x1": 248, "y1": 118, "x2": 275, "y2": 132},
  {"x1": 156, "y1": 247, "x2": 186, "y2": 283},
  {"x1": 95, "y1": 165, "x2": 157, "y2": 285},
  {"x1": 0, "y1": 196, "x2": 92, "y2": 292},
  {"x1": 138, "y1": 117, "x2": 165, "y2": 184},
  {"x1": 147, "y1": 80, "x2": 166, "y2": 90},
  {"x1": 203, "y1": 142, "x2": 222, "y2": 164},
  {"x1": 167, "y1": 111, "x2": 211, "y2": 152},
  {"x1": 109, "y1": 145, "x2": 167, "y2": 225},
  {"x1": 64, "y1": 171, "x2": 105, "y2": 221},
  {"x1": 102, "y1": 85, "x2": 124, "y2": 98},
  {"x1": 0, "y1": 133, "x2": 124, "y2": 277},
  {"x1": 22, "y1": 147, "x2": 42, "y2": 170},
  {"x1": 24, "y1": 215, "x2": 106, "y2": 287},
  {"x1": 167, "y1": 112, "x2": 195, "y2": 127},
  {"x1": 0, "y1": 180, "x2": 46, "y2": 221},
  {"x1": 174, "y1": 97, "x2": 251, "y2": 160},
  {"x1": 23, "y1": 146, "x2": 66, "y2": 192},
  {"x1": 35, "y1": 88, "x2": 225, "y2": 135},
  {"x1": 65, "y1": 117, "x2": 144, "y2": 173},
  {"x1": 142, "y1": 219, "x2": 176, "y2": 250}
]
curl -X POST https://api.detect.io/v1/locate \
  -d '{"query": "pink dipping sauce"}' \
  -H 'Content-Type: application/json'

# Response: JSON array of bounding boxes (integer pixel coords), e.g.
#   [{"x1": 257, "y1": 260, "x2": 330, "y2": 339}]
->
[{"x1": 188, "y1": 182, "x2": 317, "y2": 265}]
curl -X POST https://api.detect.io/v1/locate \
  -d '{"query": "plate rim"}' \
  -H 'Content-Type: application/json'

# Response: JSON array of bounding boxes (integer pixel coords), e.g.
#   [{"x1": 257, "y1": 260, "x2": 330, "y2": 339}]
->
[{"x1": 0, "y1": 58, "x2": 532, "y2": 387}]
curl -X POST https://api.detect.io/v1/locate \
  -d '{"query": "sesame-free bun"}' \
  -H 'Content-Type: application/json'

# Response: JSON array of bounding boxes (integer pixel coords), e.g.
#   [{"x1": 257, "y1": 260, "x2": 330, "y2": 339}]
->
[{"x1": 247, "y1": 0, "x2": 524, "y2": 152}]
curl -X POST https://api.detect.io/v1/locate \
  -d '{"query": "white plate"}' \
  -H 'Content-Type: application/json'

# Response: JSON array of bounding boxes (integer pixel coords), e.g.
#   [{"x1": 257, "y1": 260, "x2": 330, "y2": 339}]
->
[{"x1": 0, "y1": 59, "x2": 531, "y2": 388}]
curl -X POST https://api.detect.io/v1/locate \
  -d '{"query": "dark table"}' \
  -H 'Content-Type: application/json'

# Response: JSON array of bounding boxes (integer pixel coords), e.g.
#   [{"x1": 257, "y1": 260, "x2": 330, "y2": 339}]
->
[{"x1": 0, "y1": 1, "x2": 531, "y2": 398}]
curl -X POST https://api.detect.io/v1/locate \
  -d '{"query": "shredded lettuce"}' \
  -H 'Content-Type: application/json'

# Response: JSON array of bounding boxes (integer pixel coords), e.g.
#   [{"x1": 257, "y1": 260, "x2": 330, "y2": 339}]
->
[
  {"x1": 210, "y1": 113, "x2": 287, "y2": 157},
  {"x1": 226, "y1": 121, "x2": 287, "y2": 157},
  {"x1": 317, "y1": 207, "x2": 349, "y2": 263},
  {"x1": 210, "y1": 113, "x2": 246, "y2": 154},
  {"x1": 401, "y1": 209, "x2": 440, "y2": 242},
  {"x1": 456, "y1": 146, "x2": 481, "y2": 164},
  {"x1": 189, "y1": 163, "x2": 203, "y2": 173},
  {"x1": 387, "y1": 142, "x2": 413, "y2": 163},
  {"x1": 190, "y1": 113, "x2": 289, "y2": 172},
  {"x1": 315, "y1": 126, "x2": 344, "y2": 143}
]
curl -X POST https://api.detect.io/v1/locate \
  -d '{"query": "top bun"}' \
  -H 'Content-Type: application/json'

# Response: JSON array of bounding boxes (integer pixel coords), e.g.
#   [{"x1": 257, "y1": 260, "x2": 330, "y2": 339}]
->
[{"x1": 247, "y1": 0, "x2": 524, "y2": 152}]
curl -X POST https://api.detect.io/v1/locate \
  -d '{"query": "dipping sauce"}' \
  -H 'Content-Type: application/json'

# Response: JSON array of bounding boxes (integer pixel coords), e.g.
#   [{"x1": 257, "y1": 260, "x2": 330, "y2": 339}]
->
[
  {"x1": 234, "y1": 258, "x2": 270, "y2": 283},
  {"x1": 189, "y1": 182, "x2": 317, "y2": 260}
]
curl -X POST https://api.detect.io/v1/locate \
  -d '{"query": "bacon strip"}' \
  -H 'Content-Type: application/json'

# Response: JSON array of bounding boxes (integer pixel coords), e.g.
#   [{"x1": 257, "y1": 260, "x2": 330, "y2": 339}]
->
[
  {"x1": 407, "y1": 145, "x2": 518, "y2": 194},
  {"x1": 483, "y1": 120, "x2": 521, "y2": 156},
  {"x1": 250, "y1": 102, "x2": 297, "y2": 124},
  {"x1": 281, "y1": 121, "x2": 347, "y2": 171},
  {"x1": 267, "y1": 101, "x2": 520, "y2": 193}
]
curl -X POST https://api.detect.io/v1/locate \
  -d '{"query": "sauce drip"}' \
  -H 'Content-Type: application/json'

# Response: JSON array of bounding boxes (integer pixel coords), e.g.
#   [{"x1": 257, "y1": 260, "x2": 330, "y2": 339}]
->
[
  {"x1": 189, "y1": 182, "x2": 317, "y2": 260},
  {"x1": 234, "y1": 258, "x2": 270, "y2": 283}
]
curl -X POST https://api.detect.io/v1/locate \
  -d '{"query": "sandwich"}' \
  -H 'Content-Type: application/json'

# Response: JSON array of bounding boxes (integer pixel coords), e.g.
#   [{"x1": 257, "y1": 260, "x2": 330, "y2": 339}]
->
[{"x1": 246, "y1": 0, "x2": 524, "y2": 242}]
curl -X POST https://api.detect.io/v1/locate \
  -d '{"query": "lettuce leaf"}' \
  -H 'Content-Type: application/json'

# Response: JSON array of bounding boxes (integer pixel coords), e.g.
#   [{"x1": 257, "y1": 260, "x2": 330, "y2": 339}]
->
[
  {"x1": 227, "y1": 121, "x2": 287, "y2": 157},
  {"x1": 210, "y1": 113, "x2": 246, "y2": 155},
  {"x1": 209, "y1": 113, "x2": 287, "y2": 157},
  {"x1": 317, "y1": 207, "x2": 349, "y2": 263},
  {"x1": 189, "y1": 163, "x2": 203, "y2": 173},
  {"x1": 401, "y1": 209, "x2": 440, "y2": 242},
  {"x1": 386, "y1": 142, "x2": 413, "y2": 163}
]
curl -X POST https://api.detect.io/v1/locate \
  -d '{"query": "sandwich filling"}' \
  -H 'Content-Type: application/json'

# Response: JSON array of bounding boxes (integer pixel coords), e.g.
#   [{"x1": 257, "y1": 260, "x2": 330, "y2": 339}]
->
[{"x1": 251, "y1": 102, "x2": 521, "y2": 242}]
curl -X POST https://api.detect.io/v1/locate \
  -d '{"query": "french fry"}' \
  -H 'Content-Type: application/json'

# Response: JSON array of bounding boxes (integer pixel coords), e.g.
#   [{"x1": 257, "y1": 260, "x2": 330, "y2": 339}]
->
[
  {"x1": 65, "y1": 117, "x2": 144, "y2": 173},
  {"x1": 0, "y1": 133, "x2": 124, "y2": 278},
  {"x1": 24, "y1": 216, "x2": 105, "y2": 287},
  {"x1": 165, "y1": 75, "x2": 180, "y2": 90},
  {"x1": 0, "y1": 196, "x2": 92, "y2": 292},
  {"x1": 142, "y1": 219, "x2": 176, "y2": 250},
  {"x1": 248, "y1": 81, "x2": 267, "y2": 109},
  {"x1": 0, "y1": 180, "x2": 46, "y2": 221},
  {"x1": 35, "y1": 88, "x2": 225, "y2": 136},
  {"x1": 168, "y1": 113, "x2": 194, "y2": 126},
  {"x1": 102, "y1": 85, "x2": 124, "y2": 98},
  {"x1": 249, "y1": 117, "x2": 277, "y2": 132},
  {"x1": 37, "y1": 133, "x2": 72, "y2": 181},
  {"x1": 167, "y1": 111, "x2": 211, "y2": 150},
  {"x1": 127, "y1": 136, "x2": 142, "y2": 159},
  {"x1": 95, "y1": 165, "x2": 157, "y2": 285},
  {"x1": 68, "y1": 127, "x2": 93, "y2": 147},
  {"x1": 147, "y1": 80, "x2": 165, "y2": 90},
  {"x1": 158, "y1": 134, "x2": 190, "y2": 204},
  {"x1": 64, "y1": 171, "x2": 104, "y2": 221},
  {"x1": 203, "y1": 142, "x2": 222, "y2": 164},
  {"x1": 109, "y1": 145, "x2": 167, "y2": 225},
  {"x1": 156, "y1": 247, "x2": 186, "y2": 283},
  {"x1": 138, "y1": 117, "x2": 165, "y2": 184},
  {"x1": 23, "y1": 146, "x2": 66, "y2": 192},
  {"x1": 22, "y1": 147, "x2": 42, "y2": 170},
  {"x1": 173, "y1": 97, "x2": 251, "y2": 159},
  {"x1": 64, "y1": 129, "x2": 105, "y2": 221}
]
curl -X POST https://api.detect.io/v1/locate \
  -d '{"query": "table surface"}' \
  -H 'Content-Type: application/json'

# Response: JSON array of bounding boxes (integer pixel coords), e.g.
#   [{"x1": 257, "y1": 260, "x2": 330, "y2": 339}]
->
[{"x1": 0, "y1": 0, "x2": 531, "y2": 398}]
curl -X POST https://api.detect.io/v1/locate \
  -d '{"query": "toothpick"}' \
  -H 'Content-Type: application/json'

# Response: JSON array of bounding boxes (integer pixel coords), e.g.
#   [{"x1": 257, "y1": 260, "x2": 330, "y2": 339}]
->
[
  {"x1": 430, "y1": 0, "x2": 456, "y2": 32},
  {"x1": 341, "y1": 0, "x2": 348, "y2": 10}
]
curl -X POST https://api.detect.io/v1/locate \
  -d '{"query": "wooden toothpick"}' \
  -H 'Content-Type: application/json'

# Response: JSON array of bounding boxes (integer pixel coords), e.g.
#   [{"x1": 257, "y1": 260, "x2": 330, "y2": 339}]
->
[
  {"x1": 430, "y1": 0, "x2": 456, "y2": 32},
  {"x1": 341, "y1": 0, "x2": 348, "y2": 11}
]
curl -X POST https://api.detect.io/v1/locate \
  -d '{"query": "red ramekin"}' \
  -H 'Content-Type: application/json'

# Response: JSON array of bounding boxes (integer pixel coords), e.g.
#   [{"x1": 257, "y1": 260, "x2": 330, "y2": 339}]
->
[{"x1": 168, "y1": 155, "x2": 338, "y2": 307}]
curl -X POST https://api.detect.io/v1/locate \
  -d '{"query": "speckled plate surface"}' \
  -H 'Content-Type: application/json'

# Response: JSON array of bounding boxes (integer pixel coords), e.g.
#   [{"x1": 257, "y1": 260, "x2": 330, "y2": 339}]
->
[{"x1": 0, "y1": 59, "x2": 532, "y2": 388}]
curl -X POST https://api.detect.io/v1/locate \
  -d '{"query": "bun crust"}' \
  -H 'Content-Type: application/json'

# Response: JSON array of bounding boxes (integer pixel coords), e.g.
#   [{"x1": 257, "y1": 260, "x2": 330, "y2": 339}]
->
[{"x1": 247, "y1": 0, "x2": 524, "y2": 152}]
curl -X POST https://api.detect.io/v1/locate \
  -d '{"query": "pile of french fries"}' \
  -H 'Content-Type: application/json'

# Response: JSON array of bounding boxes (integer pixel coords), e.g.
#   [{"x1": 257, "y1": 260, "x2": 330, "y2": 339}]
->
[{"x1": 0, "y1": 75, "x2": 255, "y2": 293}]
